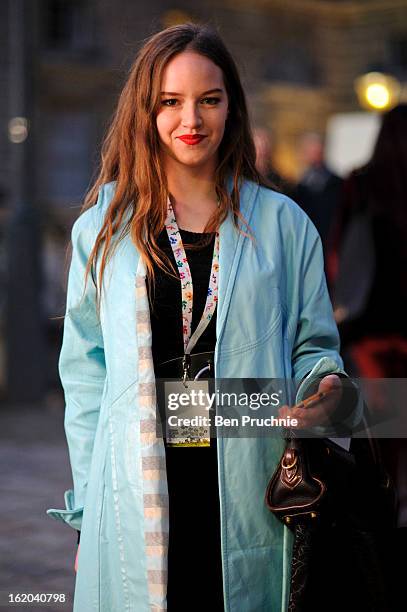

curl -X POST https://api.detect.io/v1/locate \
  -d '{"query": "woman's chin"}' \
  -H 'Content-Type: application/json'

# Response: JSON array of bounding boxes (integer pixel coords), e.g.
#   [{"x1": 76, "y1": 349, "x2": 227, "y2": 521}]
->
[{"x1": 173, "y1": 153, "x2": 217, "y2": 170}]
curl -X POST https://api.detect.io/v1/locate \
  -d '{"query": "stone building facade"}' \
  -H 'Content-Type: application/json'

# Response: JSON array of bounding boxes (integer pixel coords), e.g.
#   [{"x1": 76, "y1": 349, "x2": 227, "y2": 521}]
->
[{"x1": 216, "y1": 0, "x2": 407, "y2": 177}]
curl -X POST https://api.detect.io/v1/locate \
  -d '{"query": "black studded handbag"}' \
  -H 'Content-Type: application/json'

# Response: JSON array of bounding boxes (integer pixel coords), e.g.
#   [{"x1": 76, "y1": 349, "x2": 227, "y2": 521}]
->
[
  {"x1": 265, "y1": 419, "x2": 397, "y2": 611},
  {"x1": 265, "y1": 435, "x2": 361, "y2": 527}
]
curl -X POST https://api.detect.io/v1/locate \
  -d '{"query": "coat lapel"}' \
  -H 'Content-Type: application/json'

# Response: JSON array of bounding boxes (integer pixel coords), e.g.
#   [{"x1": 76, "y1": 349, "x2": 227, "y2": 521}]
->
[{"x1": 216, "y1": 178, "x2": 259, "y2": 347}]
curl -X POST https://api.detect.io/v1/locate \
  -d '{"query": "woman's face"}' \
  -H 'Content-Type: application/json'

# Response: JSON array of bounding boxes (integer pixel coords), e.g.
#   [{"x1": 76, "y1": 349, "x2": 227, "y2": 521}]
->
[{"x1": 156, "y1": 51, "x2": 229, "y2": 171}]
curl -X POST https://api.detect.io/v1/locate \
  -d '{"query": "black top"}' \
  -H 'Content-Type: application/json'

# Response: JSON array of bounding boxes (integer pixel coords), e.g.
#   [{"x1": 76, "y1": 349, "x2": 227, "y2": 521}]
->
[
  {"x1": 147, "y1": 227, "x2": 224, "y2": 610},
  {"x1": 148, "y1": 228, "x2": 217, "y2": 363}
]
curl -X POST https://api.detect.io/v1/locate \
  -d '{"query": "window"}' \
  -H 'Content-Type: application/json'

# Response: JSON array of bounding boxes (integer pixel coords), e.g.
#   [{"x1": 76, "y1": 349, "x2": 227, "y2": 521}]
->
[{"x1": 43, "y1": 0, "x2": 99, "y2": 54}]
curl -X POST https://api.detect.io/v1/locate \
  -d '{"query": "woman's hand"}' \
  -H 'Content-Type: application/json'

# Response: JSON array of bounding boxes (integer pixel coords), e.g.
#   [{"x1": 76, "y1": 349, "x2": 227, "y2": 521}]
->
[
  {"x1": 75, "y1": 544, "x2": 80, "y2": 573},
  {"x1": 278, "y1": 374, "x2": 342, "y2": 429}
]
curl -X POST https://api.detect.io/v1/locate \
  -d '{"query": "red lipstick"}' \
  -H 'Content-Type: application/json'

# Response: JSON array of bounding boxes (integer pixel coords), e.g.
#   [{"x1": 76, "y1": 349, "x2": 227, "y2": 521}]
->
[{"x1": 178, "y1": 134, "x2": 207, "y2": 145}]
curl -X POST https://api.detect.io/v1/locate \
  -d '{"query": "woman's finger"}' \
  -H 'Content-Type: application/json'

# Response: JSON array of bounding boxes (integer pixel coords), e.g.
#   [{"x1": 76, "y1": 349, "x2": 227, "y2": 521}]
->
[
  {"x1": 291, "y1": 404, "x2": 332, "y2": 428},
  {"x1": 292, "y1": 376, "x2": 343, "y2": 428},
  {"x1": 317, "y1": 374, "x2": 342, "y2": 398},
  {"x1": 278, "y1": 376, "x2": 343, "y2": 428}
]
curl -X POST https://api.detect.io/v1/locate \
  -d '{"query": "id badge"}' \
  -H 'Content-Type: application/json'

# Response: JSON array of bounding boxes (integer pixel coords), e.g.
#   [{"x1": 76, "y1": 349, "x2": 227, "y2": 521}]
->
[{"x1": 164, "y1": 380, "x2": 212, "y2": 447}]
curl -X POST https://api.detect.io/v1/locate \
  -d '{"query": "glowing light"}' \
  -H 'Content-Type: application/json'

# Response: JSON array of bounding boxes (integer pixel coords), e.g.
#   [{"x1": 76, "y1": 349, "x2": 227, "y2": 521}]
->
[
  {"x1": 365, "y1": 83, "x2": 390, "y2": 109},
  {"x1": 354, "y1": 72, "x2": 400, "y2": 112},
  {"x1": 8, "y1": 117, "x2": 28, "y2": 143}
]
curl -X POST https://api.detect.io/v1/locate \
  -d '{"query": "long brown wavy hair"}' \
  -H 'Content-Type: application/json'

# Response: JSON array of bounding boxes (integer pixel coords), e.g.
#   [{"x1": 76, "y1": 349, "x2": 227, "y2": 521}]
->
[{"x1": 81, "y1": 22, "x2": 270, "y2": 310}]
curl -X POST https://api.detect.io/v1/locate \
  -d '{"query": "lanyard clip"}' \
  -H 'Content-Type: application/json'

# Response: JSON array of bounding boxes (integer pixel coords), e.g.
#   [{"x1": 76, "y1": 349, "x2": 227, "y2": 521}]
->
[{"x1": 182, "y1": 353, "x2": 191, "y2": 387}]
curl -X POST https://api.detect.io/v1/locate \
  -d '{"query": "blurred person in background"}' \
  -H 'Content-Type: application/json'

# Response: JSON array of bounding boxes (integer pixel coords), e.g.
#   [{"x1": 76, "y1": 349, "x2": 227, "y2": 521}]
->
[
  {"x1": 329, "y1": 104, "x2": 407, "y2": 611},
  {"x1": 252, "y1": 126, "x2": 286, "y2": 191},
  {"x1": 295, "y1": 131, "x2": 343, "y2": 256}
]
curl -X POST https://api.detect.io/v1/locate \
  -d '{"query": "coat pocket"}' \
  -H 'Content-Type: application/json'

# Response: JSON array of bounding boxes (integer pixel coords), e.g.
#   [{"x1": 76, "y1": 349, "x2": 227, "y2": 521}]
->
[{"x1": 219, "y1": 286, "x2": 283, "y2": 355}]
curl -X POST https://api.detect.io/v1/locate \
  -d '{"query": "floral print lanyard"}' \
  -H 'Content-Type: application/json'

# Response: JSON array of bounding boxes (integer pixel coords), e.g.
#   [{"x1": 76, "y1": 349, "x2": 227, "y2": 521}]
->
[{"x1": 165, "y1": 199, "x2": 220, "y2": 383}]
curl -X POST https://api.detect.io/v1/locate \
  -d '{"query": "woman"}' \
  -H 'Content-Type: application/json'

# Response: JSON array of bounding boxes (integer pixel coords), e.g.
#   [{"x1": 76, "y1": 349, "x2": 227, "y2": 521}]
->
[{"x1": 47, "y1": 23, "x2": 359, "y2": 611}]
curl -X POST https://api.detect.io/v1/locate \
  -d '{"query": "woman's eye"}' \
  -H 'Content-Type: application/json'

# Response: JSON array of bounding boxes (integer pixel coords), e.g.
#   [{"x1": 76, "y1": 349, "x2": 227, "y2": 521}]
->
[
  {"x1": 161, "y1": 99, "x2": 178, "y2": 107},
  {"x1": 201, "y1": 97, "x2": 220, "y2": 105},
  {"x1": 160, "y1": 97, "x2": 221, "y2": 107}
]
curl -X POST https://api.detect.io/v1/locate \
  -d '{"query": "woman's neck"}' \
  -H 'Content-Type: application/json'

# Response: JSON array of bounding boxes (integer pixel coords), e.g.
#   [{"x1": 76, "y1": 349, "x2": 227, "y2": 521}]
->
[{"x1": 165, "y1": 160, "x2": 218, "y2": 232}]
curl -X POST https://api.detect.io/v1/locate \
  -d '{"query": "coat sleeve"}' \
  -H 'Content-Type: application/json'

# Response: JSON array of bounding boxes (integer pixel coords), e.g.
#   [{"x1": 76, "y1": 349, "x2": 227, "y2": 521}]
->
[
  {"x1": 290, "y1": 215, "x2": 363, "y2": 433},
  {"x1": 47, "y1": 192, "x2": 106, "y2": 531}
]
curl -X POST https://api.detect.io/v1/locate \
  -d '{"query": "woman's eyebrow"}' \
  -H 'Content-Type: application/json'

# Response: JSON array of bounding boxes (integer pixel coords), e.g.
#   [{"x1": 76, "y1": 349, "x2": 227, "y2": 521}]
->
[{"x1": 160, "y1": 88, "x2": 224, "y2": 96}]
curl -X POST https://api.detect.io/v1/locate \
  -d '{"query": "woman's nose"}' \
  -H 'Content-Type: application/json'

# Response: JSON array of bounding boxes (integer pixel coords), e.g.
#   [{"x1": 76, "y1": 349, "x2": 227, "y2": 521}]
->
[{"x1": 181, "y1": 102, "x2": 202, "y2": 129}]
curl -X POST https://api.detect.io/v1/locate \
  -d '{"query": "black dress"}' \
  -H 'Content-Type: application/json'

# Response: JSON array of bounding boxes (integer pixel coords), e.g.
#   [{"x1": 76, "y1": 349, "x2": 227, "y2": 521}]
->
[{"x1": 147, "y1": 228, "x2": 224, "y2": 611}]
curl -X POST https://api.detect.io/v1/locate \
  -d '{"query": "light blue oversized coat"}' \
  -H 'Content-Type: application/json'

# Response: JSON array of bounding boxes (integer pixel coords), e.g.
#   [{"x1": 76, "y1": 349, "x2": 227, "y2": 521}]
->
[{"x1": 47, "y1": 178, "x2": 361, "y2": 611}]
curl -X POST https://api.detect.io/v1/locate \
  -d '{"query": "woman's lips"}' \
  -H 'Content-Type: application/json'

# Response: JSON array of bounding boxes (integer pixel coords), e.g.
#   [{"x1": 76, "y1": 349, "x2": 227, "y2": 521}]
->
[{"x1": 178, "y1": 135, "x2": 207, "y2": 145}]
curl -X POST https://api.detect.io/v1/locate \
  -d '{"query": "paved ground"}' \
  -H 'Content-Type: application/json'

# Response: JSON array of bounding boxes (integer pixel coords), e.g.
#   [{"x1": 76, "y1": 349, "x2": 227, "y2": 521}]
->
[{"x1": 0, "y1": 399, "x2": 76, "y2": 611}]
